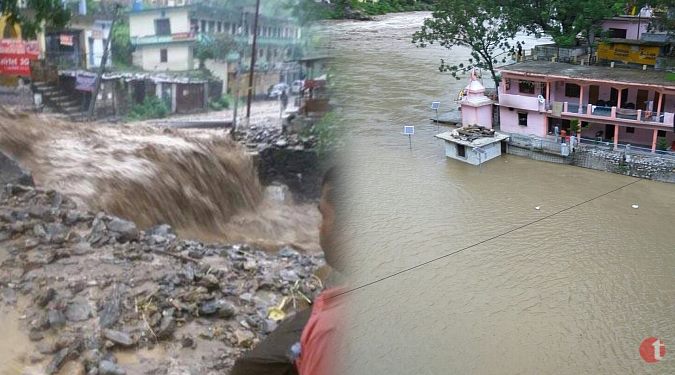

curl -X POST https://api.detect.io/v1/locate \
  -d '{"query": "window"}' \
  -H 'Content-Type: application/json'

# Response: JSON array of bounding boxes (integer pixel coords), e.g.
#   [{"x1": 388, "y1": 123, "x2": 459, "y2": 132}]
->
[
  {"x1": 217, "y1": 22, "x2": 222, "y2": 33},
  {"x1": 626, "y1": 127, "x2": 635, "y2": 134},
  {"x1": 154, "y1": 19, "x2": 171, "y2": 36},
  {"x1": 457, "y1": 144, "x2": 466, "y2": 157},
  {"x1": 518, "y1": 80, "x2": 535, "y2": 94},
  {"x1": 658, "y1": 130, "x2": 666, "y2": 137},
  {"x1": 565, "y1": 83, "x2": 580, "y2": 98},
  {"x1": 518, "y1": 112, "x2": 528, "y2": 126},
  {"x1": 160, "y1": 48, "x2": 167, "y2": 63},
  {"x1": 608, "y1": 28, "x2": 627, "y2": 38}
]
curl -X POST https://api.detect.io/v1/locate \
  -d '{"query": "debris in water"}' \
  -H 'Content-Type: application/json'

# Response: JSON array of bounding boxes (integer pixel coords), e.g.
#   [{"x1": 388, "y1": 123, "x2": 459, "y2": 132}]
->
[
  {"x1": 535, "y1": 206, "x2": 540, "y2": 210},
  {"x1": 632, "y1": 204, "x2": 639, "y2": 209}
]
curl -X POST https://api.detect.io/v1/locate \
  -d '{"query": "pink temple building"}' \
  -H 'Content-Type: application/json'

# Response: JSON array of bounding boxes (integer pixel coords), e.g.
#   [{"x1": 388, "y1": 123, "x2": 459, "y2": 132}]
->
[{"x1": 497, "y1": 61, "x2": 675, "y2": 152}]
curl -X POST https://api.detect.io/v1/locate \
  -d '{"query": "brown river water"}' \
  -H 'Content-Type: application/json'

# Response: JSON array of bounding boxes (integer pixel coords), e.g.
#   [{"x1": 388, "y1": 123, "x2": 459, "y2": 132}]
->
[
  {"x1": 0, "y1": 103, "x2": 320, "y2": 373},
  {"x1": 328, "y1": 12, "x2": 675, "y2": 374}
]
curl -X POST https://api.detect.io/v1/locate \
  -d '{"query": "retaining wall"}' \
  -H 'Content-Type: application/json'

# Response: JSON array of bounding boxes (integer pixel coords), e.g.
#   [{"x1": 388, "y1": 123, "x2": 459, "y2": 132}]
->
[{"x1": 507, "y1": 144, "x2": 675, "y2": 182}]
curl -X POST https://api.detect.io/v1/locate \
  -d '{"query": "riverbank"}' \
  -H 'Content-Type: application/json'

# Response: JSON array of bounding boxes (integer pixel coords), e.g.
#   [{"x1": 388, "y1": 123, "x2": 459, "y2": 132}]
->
[{"x1": 312, "y1": 1, "x2": 433, "y2": 21}]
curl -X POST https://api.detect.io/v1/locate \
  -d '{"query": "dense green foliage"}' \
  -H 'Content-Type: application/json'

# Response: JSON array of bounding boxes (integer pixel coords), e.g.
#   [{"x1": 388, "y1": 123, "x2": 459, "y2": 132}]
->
[
  {"x1": 111, "y1": 16, "x2": 133, "y2": 68},
  {"x1": 290, "y1": 0, "x2": 434, "y2": 21},
  {"x1": 355, "y1": 0, "x2": 435, "y2": 15},
  {"x1": 413, "y1": 0, "x2": 519, "y2": 88},
  {"x1": 209, "y1": 95, "x2": 232, "y2": 111},
  {"x1": 413, "y1": 0, "x2": 675, "y2": 88},
  {"x1": 127, "y1": 96, "x2": 169, "y2": 121},
  {"x1": 195, "y1": 33, "x2": 242, "y2": 69},
  {"x1": 1, "y1": 0, "x2": 70, "y2": 38},
  {"x1": 656, "y1": 137, "x2": 669, "y2": 151},
  {"x1": 301, "y1": 111, "x2": 342, "y2": 158}
]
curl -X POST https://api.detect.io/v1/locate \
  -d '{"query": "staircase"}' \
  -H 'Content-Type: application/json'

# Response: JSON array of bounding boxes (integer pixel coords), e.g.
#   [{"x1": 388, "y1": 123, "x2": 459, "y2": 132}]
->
[{"x1": 33, "y1": 81, "x2": 88, "y2": 121}]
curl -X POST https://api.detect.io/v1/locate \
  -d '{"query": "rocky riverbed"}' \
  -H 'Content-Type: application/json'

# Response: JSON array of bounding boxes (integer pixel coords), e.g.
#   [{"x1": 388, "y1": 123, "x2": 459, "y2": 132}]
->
[{"x1": 0, "y1": 184, "x2": 325, "y2": 374}]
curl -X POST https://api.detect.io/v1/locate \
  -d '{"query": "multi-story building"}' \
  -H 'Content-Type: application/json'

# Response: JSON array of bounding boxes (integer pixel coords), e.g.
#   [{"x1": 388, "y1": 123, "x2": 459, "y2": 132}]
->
[
  {"x1": 129, "y1": 5, "x2": 196, "y2": 71},
  {"x1": 42, "y1": 0, "x2": 113, "y2": 70},
  {"x1": 128, "y1": 4, "x2": 301, "y2": 71},
  {"x1": 128, "y1": 3, "x2": 302, "y2": 97},
  {"x1": 497, "y1": 60, "x2": 675, "y2": 152}
]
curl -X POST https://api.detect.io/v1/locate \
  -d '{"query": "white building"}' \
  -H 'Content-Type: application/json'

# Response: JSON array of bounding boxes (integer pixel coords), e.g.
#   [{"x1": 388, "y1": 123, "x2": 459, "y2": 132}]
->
[
  {"x1": 436, "y1": 130, "x2": 510, "y2": 165},
  {"x1": 129, "y1": 6, "x2": 195, "y2": 71}
]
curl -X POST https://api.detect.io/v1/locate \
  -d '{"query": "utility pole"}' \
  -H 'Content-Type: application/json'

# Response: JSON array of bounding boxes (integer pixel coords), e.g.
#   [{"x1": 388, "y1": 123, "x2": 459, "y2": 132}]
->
[
  {"x1": 88, "y1": 4, "x2": 119, "y2": 120},
  {"x1": 245, "y1": 0, "x2": 261, "y2": 118},
  {"x1": 232, "y1": 60, "x2": 240, "y2": 134}
]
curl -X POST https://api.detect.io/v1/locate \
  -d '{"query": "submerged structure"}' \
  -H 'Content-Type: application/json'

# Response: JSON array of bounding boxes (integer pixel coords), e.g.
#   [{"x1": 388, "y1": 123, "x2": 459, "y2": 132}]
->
[{"x1": 436, "y1": 70, "x2": 510, "y2": 165}]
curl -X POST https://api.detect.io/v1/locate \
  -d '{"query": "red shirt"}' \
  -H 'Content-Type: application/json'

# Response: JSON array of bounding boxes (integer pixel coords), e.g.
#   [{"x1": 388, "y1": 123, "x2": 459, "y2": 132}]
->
[{"x1": 296, "y1": 288, "x2": 345, "y2": 375}]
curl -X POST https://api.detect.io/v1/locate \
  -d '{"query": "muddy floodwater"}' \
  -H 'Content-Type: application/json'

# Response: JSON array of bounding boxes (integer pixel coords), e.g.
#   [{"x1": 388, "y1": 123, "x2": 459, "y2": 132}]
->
[{"x1": 329, "y1": 12, "x2": 675, "y2": 374}]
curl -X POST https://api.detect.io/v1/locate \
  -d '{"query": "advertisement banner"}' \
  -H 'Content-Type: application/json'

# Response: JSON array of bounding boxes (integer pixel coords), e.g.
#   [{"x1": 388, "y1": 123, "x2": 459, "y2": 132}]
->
[
  {"x1": 0, "y1": 39, "x2": 39, "y2": 75},
  {"x1": 75, "y1": 73, "x2": 97, "y2": 92},
  {"x1": 59, "y1": 34, "x2": 73, "y2": 46}
]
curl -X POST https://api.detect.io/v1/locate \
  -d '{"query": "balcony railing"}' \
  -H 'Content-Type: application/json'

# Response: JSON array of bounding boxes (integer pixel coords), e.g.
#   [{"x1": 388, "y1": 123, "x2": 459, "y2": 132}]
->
[
  {"x1": 557, "y1": 101, "x2": 674, "y2": 126},
  {"x1": 499, "y1": 93, "x2": 544, "y2": 112}
]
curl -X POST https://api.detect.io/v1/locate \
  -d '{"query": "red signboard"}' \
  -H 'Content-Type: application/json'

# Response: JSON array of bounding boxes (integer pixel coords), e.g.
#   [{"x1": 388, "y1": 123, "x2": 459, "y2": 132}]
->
[{"x1": 0, "y1": 39, "x2": 39, "y2": 76}]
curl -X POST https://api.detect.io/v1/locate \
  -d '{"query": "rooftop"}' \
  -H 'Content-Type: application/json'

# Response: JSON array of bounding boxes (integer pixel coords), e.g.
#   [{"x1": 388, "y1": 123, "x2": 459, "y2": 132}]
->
[
  {"x1": 499, "y1": 61, "x2": 675, "y2": 89},
  {"x1": 435, "y1": 130, "x2": 509, "y2": 147}
]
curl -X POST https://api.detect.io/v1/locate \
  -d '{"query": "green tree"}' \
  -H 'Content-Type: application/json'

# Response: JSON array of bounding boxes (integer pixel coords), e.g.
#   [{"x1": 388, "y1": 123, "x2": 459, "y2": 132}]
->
[
  {"x1": 656, "y1": 137, "x2": 669, "y2": 151},
  {"x1": 506, "y1": 0, "x2": 622, "y2": 48},
  {"x1": 1, "y1": 0, "x2": 70, "y2": 38},
  {"x1": 412, "y1": 0, "x2": 519, "y2": 89},
  {"x1": 111, "y1": 16, "x2": 132, "y2": 67},
  {"x1": 195, "y1": 33, "x2": 241, "y2": 69}
]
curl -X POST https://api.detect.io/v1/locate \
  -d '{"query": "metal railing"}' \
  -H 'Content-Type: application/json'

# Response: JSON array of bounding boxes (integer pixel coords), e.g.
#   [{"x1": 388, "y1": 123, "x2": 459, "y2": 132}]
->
[
  {"x1": 508, "y1": 133, "x2": 567, "y2": 155},
  {"x1": 507, "y1": 132, "x2": 675, "y2": 161},
  {"x1": 557, "y1": 101, "x2": 674, "y2": 125}
]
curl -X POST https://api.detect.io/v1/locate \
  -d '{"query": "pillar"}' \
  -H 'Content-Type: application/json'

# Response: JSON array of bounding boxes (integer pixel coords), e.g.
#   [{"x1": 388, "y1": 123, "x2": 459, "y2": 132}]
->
[
  {"x1": 651, "y1": 128, "x2": 658, "y2": 153},
  {"x1": 614, "y1": 124, "x2": 619, "y2": 149},
  {"x1": 579, "y1": 85, "x2": 584, "y2": 114},
  {"x1": 171, "y1": 83, "x2": 177, "y2": 113},
  {"x1": 546, "y1": 81, "x2": 550, "y2": 101},
  {"x1": 617, "y1": 87, "x2": 623, "y2": 109},
  {"x1": 656, "y1": 92, "x2": 663, "y2": 115}
]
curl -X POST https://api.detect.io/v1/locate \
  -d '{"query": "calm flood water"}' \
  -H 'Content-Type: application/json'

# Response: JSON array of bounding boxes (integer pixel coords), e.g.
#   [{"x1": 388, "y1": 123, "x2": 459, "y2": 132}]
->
[{"x1": 329, "y1": 12, "x2": 675, "y2": 374}]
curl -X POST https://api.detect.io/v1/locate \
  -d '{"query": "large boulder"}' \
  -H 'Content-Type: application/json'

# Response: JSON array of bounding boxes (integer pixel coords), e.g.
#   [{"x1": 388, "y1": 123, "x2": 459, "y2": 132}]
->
[{"x1": 0, "y1": 150, "x2": 33, "y2": 186}]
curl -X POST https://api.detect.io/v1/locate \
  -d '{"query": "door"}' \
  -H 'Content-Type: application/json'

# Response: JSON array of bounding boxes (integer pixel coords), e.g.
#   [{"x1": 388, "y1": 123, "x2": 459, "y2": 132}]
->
[
  {"x1": 589, "y1": 85, "x2": 599, "y2": 105},
  {"x1": 610, "y1": 88, "x2": 618, "y2": 107},
  {"x1": 605, "y1": 124, "x2": 615, "y2": 141},
  {"x1": 620, "y1": 88, "x2": 628, "y2": 108},
  {"x1": 636, "y1": 90, "x2": 648, "y2": 110}
]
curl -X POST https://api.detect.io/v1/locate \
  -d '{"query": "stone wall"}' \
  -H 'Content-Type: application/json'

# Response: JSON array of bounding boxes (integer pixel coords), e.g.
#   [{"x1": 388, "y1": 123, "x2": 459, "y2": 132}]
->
[
  {"x1": 256, "y1": 146, "x2": 324, "y2": 201},
  {"x1": 0, "y1": 150, "x2": 34, "y2": 186},
  {"x1": 572, "y1": 148, "x2": 675, "y2": 183},
  {"x1": 507, "y1": 144, "x2": 675, "y2": 182}
]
